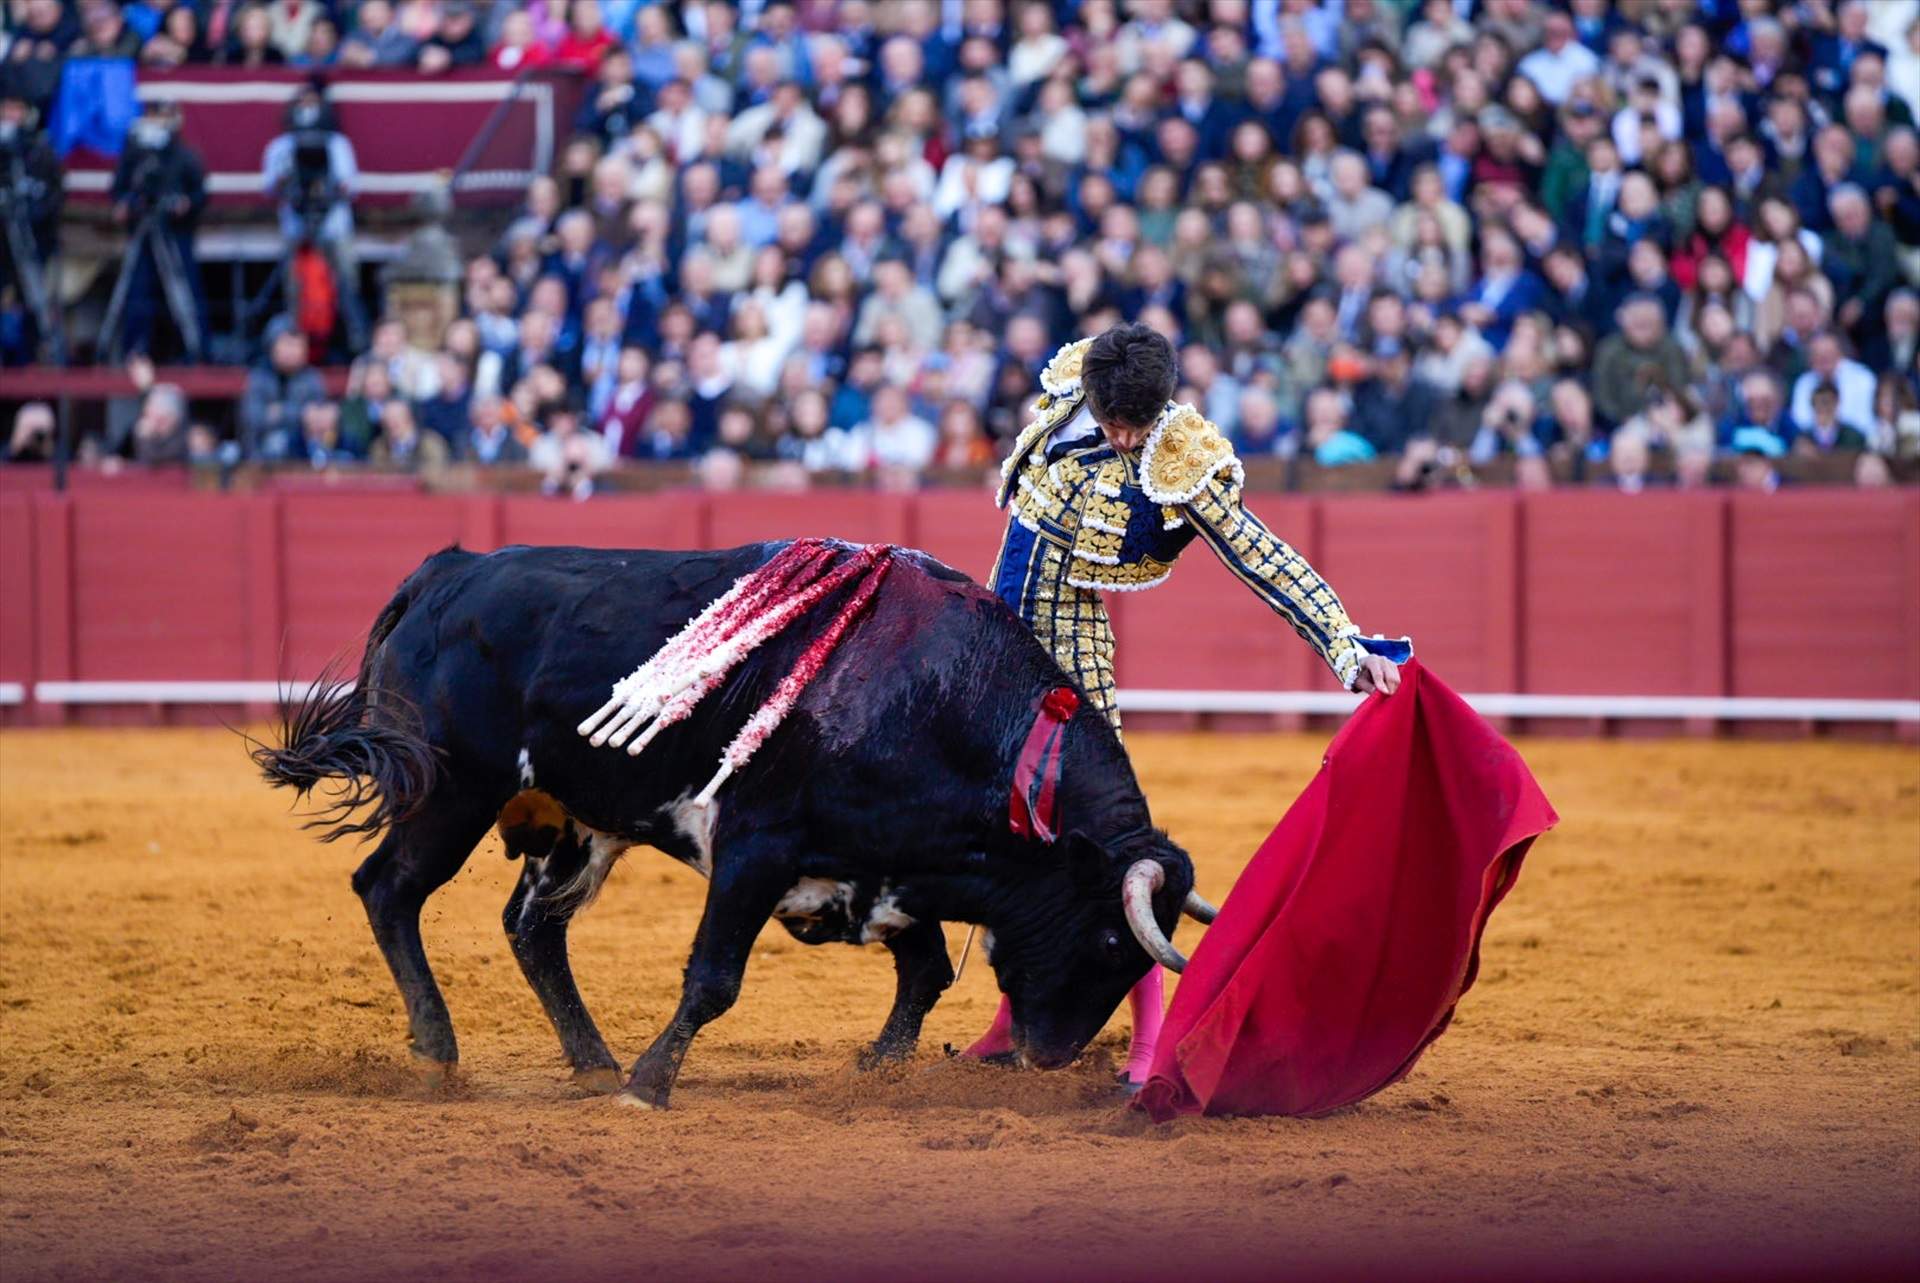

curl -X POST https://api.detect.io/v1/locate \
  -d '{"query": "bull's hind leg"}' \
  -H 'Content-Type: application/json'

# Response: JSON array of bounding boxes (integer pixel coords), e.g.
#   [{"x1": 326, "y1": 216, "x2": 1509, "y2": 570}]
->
[
  {"x1": 503, "y1": 861, "x2": 622, "y2": 1093},
  {"x1": 618, "y1": 852, "x2": 790, "y2": 1111},
  {"x1": 862, "y1": 918, "x2": 955, "y2": 1067},
  {"x1": 351, "y1": 797, "x2": 492, "y2": 1079}
]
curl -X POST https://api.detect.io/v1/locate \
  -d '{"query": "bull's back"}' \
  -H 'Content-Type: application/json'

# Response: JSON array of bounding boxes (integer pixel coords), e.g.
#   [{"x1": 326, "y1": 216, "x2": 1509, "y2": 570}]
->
[{"x1": 363, "y1": 540, "x2": 1061, "y2": 829}]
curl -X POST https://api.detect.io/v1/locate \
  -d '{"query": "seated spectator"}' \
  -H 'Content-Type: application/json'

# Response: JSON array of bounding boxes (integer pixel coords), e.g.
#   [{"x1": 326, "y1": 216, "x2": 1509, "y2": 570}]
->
[
  {"x1": 367, "y1": 401, "x2": 451, "y2": 473},
  {"x1": 932, "y1": 401, "x2": 992, "y2": 469},
  {"x1": 1518, "y1": 9, "x2": 1600, "y2": 106},
  {"x1": 1590, "y1": 294, "x2": 1691, "y2": 428},
  {"x1": 6, "y1": 402, "x2": 55, "y2": 462},
  {"x1": 1728, "y1": 368, "x2": 1795, "y2": 447},
  {"x1": 417, "y1": 1, "x2": 485, "y2": 72},
  {"x1": 1822, "y1": 185, "x2": 1898, "y2": 340},
  {"x1": 853, "y1": 256, "x2": 945, "y2": 353},
  {"x1": 1302, "y1": 387, "x2": 1377, "y2": 467},
  {"x1": 1731, "y1": 425, "x2": 1785, "y2": 493},
  {"x1": 1792, "y1": 381, "x2": 1870, "y2": 454},
  {"x1": 1616, "y1": 380, "x2": 1714, "y2": 460},
  {"x1": 294, "y1": 399, "x2": 354, "y2": 469},
  {"x1": 491, "y1": 8, "x2": 552, "y2": 72},
  {"x1": 1605, "y1": 429, "x2": 1656, "y2": 494},
  {"x1": 1864, "y1": 290, "x2": 1920, "y2": 376},
  {"x1": 1233, "y1": 385, "x2": 1290, "y2": 458},
  {"x1": 552, "y1": 0, "x2": 619, "y2": 73},
  {"x1": 1325, "y1": 151, "x2": 1394, "y2": 242},
  {"x1": 1870, "y1": 371, "x2": 1920, "y2": 460},
  {"x1": 338, "y1": 361, "x2": 395, "y2": 457},
  {"x1": 463, "y1": 395, "x2": 527, "y2": 465},
  {"x1": 1789, "y1": 330, "x2": 1878, "y2": 435},
  {"x1": 632, "y1": 397, "x2": 695, "y2": 462},
  {"x1": 242, "y1": 318, "x2": 328, "y2": 459},
  {"x1": 856, "y1": 384, "x2": 937, "y2": 476},
  {"x1": 594, "y1": 346, "x2": 657, "y2": 458},
  {"x1": 1545, "y1": 377, "x2": 1601, "y2": 463},
  {"x1": 418, "y1": 354, "x2": 473, "y2": 445},
  {"x1": 774, "y1": 388, "x2": 855, "y2": 472},
  {"x1": 337, "y1": 0, "x2": 416, "y2": 67},
  {"x1": 1351, "y1": 340, "x2": 1440, "y2": 454},
  {"x1": 140, "y1": 6, "x2": 202, "y2": 67},
  {"x1": 220, "y1": 3, "x2": 284, "y2": 66},
  {"x1": 530, "y1": 407, "x2": 612, "y2": 499},
  {"x1": 70, "y1": 1, "x2": 142, "y2": 59}
]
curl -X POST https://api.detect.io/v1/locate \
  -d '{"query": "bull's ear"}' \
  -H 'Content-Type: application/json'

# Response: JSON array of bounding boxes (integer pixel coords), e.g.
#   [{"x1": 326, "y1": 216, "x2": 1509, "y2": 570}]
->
[{"x1": 1063, "y1": 830, "x2": 1109, "y2": 890}]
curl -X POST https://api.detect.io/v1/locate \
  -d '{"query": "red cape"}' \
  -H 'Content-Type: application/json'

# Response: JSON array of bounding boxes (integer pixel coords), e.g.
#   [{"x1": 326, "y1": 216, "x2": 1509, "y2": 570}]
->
[{"x1": 1136, "y1": 659, "x2": 1557, "y2": 1121}]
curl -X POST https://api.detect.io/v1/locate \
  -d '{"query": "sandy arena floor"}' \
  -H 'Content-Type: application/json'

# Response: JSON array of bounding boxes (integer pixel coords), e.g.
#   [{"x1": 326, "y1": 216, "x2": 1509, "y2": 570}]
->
[{"x1": 0, "y1": 727, "x2": 1915, "y2": 1282}]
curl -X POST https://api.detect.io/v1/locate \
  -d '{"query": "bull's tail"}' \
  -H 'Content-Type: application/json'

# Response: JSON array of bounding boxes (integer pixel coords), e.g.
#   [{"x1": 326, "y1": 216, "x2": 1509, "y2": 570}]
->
[{"x1": 251, "y1": 581, "x2": 440, "y2": 843}]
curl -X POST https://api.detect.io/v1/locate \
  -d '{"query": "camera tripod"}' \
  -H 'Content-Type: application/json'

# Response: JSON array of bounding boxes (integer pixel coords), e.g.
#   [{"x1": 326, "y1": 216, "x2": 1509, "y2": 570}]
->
[
  {"x1": 100, "y1": 206, "x2": 204, "y2": 363},
  {"x1": 1, "y1": 153, "x2": 65, "y2": 363}
]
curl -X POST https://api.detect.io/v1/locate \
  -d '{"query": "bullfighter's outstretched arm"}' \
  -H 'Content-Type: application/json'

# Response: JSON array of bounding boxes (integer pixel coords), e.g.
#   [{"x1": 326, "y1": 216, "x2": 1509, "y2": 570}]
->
[{"x1": 1137, "y1": 404, "x2": 1405, "y2": 691}]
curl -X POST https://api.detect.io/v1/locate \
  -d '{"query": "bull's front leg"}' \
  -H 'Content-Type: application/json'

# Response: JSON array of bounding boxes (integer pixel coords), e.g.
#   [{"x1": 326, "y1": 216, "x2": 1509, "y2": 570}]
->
[
  {"x1": 862, "y1": 918, "x2": 955, "y2": 1067},
  {"x1": 617, "y1": 856, "x2": 788, "y2": 1111}
]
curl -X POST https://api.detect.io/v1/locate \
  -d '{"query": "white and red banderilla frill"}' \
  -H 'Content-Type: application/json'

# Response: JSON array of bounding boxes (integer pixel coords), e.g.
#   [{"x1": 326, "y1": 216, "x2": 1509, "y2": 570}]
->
[{"x1": 576, "y1": 540, "x2": 896, "y2": 807}]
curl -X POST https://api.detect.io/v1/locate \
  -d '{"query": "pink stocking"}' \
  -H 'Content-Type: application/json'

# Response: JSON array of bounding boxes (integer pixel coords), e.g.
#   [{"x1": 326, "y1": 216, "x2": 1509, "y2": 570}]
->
[
  {"x1": 962, "y1": 996, "x2": 1015, "y2": 1059},
  {"x1": 1124, "y1": 966, "x2": 1166, "y2": 1084}
]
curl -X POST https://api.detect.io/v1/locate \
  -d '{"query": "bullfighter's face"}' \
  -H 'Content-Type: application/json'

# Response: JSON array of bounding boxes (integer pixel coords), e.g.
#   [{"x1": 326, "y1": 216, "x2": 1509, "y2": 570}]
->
[{"x1": 1098, "y1": 416, "x2": 1153, "y2": 454}]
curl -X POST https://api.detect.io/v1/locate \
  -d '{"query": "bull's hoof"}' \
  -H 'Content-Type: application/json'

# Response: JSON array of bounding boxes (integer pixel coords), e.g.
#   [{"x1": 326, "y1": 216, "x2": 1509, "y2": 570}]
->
[
  {"x1": 612, "y1": 1089, "x2": 663, "y2": 1111},
  {"x1": 857, "y1": 1043, "x2": 910, "y2": 1072},
  {"x1": 571, "y1": 1066, "x2": 625, "y2": 1095},
  {"x1": 408, "y1": 1054, "x2": 458, "y2": 1093}
]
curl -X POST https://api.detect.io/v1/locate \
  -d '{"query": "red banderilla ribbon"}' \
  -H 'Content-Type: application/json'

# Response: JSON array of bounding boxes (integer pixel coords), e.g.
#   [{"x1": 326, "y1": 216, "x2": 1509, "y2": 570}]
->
[{"x1": 1009, "y1": 685, "x2": 1080, "y2": 843}]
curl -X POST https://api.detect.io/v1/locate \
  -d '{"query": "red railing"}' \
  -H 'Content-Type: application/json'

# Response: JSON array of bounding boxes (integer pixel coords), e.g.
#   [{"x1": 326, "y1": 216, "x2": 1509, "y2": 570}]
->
[{"x1": 1, "y1": 486, "x2": 1915, "y2": 732}]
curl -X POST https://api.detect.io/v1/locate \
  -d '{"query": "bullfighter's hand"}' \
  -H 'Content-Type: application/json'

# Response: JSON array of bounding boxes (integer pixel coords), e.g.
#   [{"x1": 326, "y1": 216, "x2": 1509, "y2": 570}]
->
[{"x1": 1354, "y1": 654, "x2": 1401, "y2": 696}]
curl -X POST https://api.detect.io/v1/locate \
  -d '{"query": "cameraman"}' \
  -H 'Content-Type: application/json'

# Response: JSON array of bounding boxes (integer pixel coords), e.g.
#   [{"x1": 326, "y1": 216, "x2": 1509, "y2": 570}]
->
[
  {"x1": 262, "y1": 81, "x2": 365, "y2": 351},
  {"x1": 0, "y1": 82, "x2": 62, "y2": 363},
  {"x1": 109, "y1": 98, "x2": 208, "y2": 360}
]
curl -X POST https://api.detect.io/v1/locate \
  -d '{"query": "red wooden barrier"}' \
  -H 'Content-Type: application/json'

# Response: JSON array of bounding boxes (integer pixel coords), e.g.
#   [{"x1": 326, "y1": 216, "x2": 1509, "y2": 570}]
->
[
  {"x1": 1729, "y1": 490, "x2": 1920, "y2": 699},
  {"x1": 1315, "y1": 492, "x2": 1519, "y2": 694},
  {"x1": 1, "y1": 487, "x2": 1915, "y2": 728},
  {"x1": 278, "y1": 494, "x2": 470, "y2": 675},
  {"x1": 0, "y1": 495, "x2": 34, "y2": 690},
  {"x1": 1520, "y1": 492, "x2": 1727, "y2": 696}
]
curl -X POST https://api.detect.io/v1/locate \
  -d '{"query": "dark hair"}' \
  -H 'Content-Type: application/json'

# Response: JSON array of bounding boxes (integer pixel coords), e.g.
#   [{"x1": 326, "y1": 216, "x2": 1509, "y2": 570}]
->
[{"x1": 1082, "y1": 324, "x2": 1178, "y2": 429}]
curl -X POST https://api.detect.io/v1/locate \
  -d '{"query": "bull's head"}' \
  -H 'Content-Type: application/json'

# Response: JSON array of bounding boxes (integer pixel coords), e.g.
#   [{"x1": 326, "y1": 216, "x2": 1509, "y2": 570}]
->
[{"x1": 988, "y1": 827, "x2": 1215, "y2": 1070}]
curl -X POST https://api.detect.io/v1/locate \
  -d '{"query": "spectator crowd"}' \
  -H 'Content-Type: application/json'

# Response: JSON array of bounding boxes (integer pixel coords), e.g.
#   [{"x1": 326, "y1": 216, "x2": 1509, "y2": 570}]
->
[{"x1": 5, "y1": 0, "x2": 1920, "y2": 494}]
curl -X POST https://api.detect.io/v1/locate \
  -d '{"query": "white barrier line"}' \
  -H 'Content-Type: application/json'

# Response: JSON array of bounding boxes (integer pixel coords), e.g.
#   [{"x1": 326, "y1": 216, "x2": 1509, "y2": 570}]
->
[
  {"x1": 22, "y1": 682, "x2": 1920, "y2": 723},
  {"x1": 32, "y1": 681, "x2": 340, "y2": 704},
  {"x1": 0, "y1": 683, "x2": 23, "y2": 706},
  {"x1": 1117, "y1": 690, "x2": 1920, "y2": 723}
]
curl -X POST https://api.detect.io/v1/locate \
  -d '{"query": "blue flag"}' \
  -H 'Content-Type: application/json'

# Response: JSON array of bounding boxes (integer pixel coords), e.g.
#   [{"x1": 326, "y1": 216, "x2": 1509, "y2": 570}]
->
[{"x1": 49, "y1": 58, "x2": 138, "y2": 159}]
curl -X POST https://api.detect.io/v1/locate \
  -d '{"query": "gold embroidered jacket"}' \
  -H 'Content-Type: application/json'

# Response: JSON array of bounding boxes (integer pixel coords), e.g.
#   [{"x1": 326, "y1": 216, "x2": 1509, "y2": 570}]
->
[{"x1": 990, "y1": 338, "x2": 1402, "y2": 728}]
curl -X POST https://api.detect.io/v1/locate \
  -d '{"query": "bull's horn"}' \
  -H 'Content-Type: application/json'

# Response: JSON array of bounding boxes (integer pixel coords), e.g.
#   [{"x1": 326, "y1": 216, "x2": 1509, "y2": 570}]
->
[
  {"x1": 1122, "y1": 859, "x2": 1188, "y2": 973},
  {"x1": 1183, "y1": 890, "x2": 1219, "y2": 924}
]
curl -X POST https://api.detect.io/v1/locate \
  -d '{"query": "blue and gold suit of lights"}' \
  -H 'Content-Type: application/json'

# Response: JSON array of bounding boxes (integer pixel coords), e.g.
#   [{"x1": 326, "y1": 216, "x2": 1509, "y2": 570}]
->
[{"x1": 990, "y1": 338, "x2": 1412, "y2": 733}]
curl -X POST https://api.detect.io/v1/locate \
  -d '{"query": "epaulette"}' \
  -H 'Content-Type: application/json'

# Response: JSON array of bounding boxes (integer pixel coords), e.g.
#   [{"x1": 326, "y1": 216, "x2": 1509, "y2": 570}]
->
[
  {"x1": 1138, "y1": 402, "x2": 1241, "y2": 505},
  {"x1": 996, "y1": 337, "x2": 1095, "y2": 509}
]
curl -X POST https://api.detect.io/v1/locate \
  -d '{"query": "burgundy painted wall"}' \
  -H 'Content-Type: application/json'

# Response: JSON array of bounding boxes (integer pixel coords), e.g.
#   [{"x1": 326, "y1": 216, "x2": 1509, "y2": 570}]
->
[{"x1": 1, "y1": 489, "x2": 1915, "y2": 726}]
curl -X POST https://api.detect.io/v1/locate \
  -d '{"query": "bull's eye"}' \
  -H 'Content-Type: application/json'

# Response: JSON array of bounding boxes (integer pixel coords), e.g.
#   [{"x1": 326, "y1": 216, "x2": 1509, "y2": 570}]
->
[{"x1": 1099, "y1": 928, "x2": 1127, "y2": 965}]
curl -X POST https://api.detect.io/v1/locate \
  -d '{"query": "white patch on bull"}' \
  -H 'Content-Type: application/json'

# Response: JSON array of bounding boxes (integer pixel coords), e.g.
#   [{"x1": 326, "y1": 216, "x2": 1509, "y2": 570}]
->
[
  {"x1": 860, "y1": 888, "x2": 914, "y2": 944},
  {"x1": 773, "y1": 878, "x2": 854, "y2": 924},
  {"x1": 543, "y1": 820, "x2": 633, "y2": 915},
  {"x1": 981, "y1": 929, "x2": 997, "y2": 961},
  {"x1": 517, "y1": 747, "x2": 535, "y2": 788},
  {"x1": 660, "y1": 791, "x2": 717, "y2": 878}
]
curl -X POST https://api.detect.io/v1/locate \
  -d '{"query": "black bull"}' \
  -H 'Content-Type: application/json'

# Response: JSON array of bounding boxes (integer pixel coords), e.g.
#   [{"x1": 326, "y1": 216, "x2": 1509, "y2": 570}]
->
[{"x1": 257, "y1": 541, "x2": 1198, "y2": 1108}]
